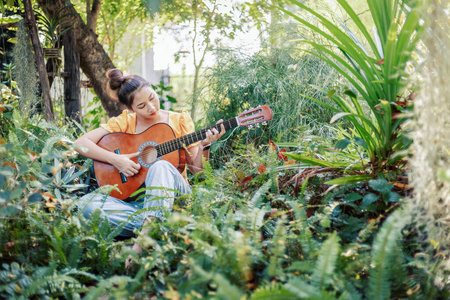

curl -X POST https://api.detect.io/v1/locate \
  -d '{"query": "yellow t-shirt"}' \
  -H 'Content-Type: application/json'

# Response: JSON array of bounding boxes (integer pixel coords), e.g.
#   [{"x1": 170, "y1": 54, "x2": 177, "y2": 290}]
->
[{"x1": 100, "y1": 110, "x2": 198, "y2": 180}]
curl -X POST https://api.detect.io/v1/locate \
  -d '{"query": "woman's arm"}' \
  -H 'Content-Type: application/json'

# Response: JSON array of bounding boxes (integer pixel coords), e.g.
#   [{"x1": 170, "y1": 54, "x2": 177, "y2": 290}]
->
[
  {"x1": 74, "y1": 127, "x2": 141, "y2": 178},
  {"x1": 186, "y1": 121, "x2": 225, "y2": 174}
]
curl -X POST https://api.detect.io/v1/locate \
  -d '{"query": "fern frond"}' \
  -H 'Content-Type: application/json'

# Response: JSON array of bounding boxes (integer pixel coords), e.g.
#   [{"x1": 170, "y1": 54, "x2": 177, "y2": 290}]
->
[
  {"x1": 249, "y1": 180, "x2": 271, "y2": 210},
  {"x1": 286, "y1": 260, "x2": 315, "y2": 273},
  {"x1": 105, "y1": 220, "x2": 128, "y2": 242},
  {"x1": 368, "y1": 206, "x2": 411, "y2": 300},
  {"x1": 83, "y1": 275, "x2": 134, "y2": 300},
  {"x1": 49, "y1": 226, "x2": 68, "y2": 267},
  {"x1": 191, "y1": 263, "x2": 243, "y2": 300},
  {"x1": 216, "y1": 198, "x2": 233, "y2": 221},
  {"x1": 250, "y1": 283, "x2": 298, "y2": 299},
  {"x1": 61, "y1": 268, "x2": 99, "y2": 283},
  {"x1": 42, "y1": 135, "x2": 73, "y2": 155},
  {"x1": 23, "y1": 274, "x2": 80, "y2": 297},
  {"x1": 67, "y1": 236, "x2": 83, "y2": 268},
  {"x1": 311, "y1": 232, "x2": 340, "y2": 290},
  {"x1": 285, "y1": 277, "x2": 320, "y2": 298},
  {"x1": 267, "y1": 219, "x2": 286, "y2": 277},
  {"x1": 287, "y1": 201, "x2": 307, "y2": 222}
]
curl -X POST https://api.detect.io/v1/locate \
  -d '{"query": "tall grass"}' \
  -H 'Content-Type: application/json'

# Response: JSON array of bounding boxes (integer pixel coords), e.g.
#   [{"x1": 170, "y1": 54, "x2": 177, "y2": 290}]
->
[{"x1": 202, "y1": 49, "x2": 340, "y2": 152}]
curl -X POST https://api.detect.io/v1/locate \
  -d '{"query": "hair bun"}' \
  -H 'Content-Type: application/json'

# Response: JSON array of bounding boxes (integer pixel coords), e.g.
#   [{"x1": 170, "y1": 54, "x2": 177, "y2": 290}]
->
[{"x1": 107, "y1": 69, "x2": 127, "y2": 101}]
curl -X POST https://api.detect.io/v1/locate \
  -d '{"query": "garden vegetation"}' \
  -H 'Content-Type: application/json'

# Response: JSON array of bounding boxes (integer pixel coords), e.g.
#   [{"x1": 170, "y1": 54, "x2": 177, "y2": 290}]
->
[{"x1": 0, "y1": 0, "x2": 449, "y2": 299}]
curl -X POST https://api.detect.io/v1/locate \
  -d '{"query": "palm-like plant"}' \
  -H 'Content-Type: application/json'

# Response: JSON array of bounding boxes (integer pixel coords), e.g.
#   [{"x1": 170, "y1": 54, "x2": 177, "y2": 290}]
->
[
  {"x1": 35, "y1": 5, "x2": 74, "y2": 49},
  {"x1": 281, "y1": 0, "x2": 424, "y2": 183}
]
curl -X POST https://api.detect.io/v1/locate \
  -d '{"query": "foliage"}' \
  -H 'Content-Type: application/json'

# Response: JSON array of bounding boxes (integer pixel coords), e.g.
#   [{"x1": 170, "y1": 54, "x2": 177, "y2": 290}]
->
[
  {"x1": 202, "y1": 49, "x2": 339, "y2": 167},
  {"x1": 152, "y1": 80, "x2": 177, "y2": 110},
  {"x1": 82, "y1": 96, "x2": 108, "y2": 131},
  {"x1": 0, "y1": 83, "x2": 17, "y2": 139},
  {"x1": 0, "y1": 111, "x2": 448, "y2": 298},
  {"x1": 35, "y1": 5, "x2": 75, "y2": 48},
  {"x1": 409, "y1": 0, "x2": 450, "y2": 280},
  {"x1": 11, "y1": 20, "x2": 39, "y2": 118},
  {"x1": 72, "y1": 0, "x2": 152, "y2": 66},
  {"x1": 1, "y1": 1, "x2": 449, "y2": 299},
  {"x1": 155, "y1": 0, "x2": 251, "y2": 120},
  {"x1": 280, "y1": 0, "x2": 424, "y2": 182}
]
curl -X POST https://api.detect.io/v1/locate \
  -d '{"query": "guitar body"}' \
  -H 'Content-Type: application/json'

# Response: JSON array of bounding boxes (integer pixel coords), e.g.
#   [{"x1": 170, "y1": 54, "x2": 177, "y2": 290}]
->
[
  {"x1": 92, "y1": 105, "x2": 274, "y2": 200},
  {"x1": 93, "y1": 123, "x2": 186, "y2": 200}
]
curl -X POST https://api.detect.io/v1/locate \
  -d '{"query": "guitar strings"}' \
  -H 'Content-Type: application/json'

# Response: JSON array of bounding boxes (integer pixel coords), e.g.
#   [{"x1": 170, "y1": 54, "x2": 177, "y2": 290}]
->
[{"x1": 139, "y1": 118, "x2": 238, "y2": 158}]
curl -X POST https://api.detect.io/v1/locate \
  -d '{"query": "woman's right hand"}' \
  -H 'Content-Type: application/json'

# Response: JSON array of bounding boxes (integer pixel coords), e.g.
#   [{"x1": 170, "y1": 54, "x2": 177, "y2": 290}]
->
[{"x1": 111, "y1": 152, "x2": 141, "y2": 177}]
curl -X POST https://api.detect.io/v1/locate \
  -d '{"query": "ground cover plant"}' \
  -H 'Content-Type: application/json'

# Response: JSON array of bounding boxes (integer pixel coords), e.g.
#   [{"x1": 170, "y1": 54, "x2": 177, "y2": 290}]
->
[{"x1": 1, "y1": 0, "x2": 449, "y2": 299}]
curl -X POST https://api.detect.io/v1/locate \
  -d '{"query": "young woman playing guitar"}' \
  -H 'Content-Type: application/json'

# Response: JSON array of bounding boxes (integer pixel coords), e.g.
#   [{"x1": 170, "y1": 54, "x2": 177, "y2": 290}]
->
[{"x1": 74, "y1": 69, "x2": 225, "y2": 266}]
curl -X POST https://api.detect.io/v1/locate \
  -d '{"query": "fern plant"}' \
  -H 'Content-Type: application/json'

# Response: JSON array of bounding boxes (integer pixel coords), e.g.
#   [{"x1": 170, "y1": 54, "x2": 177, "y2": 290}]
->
[{"x1": 368, "y1": 205, "x2": 411, "y2": 299}]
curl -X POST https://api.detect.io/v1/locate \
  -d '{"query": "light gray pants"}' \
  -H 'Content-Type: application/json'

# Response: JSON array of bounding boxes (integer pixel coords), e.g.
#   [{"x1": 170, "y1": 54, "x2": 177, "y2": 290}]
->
[{"x1": 77, "y1": 160, "x2": 191, "y2": 237}]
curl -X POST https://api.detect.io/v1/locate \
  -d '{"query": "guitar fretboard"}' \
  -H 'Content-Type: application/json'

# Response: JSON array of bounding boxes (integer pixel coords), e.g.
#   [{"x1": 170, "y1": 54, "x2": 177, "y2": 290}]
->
[{"x1": 155, "y1": 117, "x2": 239, "y2": 156}]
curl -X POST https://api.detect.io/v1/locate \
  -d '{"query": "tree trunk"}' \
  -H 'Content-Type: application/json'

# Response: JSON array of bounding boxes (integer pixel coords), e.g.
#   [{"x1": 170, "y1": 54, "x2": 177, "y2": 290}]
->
[
  {"x1": 86, "y1": 0, "x2": 101, "y2": 34},
  {"x1": 35, "y1": 0, "x2": 124, "y2": 117},
  {"x1": 63, "y1": 28, "x2": 82, "y2": 123},
  {"x1": 23, "y1": 0, "x2": 55, "y2": 122}
]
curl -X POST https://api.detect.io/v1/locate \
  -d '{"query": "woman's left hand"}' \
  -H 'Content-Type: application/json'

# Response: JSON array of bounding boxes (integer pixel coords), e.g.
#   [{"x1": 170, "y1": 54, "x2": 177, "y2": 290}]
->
[{"x1": 200, "y1": 119, "x2": 226, "y2": 147}]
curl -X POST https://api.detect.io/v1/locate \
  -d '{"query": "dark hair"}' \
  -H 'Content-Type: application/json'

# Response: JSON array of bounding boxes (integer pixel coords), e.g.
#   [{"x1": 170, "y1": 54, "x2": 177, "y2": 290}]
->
[{"x1": 106, "y1": 69, "x2": 151, "y2": 108}]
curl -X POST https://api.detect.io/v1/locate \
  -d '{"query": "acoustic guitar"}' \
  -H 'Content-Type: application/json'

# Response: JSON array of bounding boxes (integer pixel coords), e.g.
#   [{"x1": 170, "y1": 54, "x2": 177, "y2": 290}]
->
[{"x1": 94, "y1": 105, "x2": 273, "y2": 200}]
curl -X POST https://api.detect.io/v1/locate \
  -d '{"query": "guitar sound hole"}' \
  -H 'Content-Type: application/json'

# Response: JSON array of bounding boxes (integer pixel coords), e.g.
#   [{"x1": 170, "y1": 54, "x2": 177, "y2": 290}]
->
[{"x1": 141, "y1": 145, "x2": 158, "y2": 164}]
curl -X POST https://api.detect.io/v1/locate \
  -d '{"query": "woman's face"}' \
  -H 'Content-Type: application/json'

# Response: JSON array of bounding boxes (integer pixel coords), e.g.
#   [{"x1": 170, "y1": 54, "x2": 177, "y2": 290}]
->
[{"x1": 130, "y1": 86, "x2": 161, "y2": 122}]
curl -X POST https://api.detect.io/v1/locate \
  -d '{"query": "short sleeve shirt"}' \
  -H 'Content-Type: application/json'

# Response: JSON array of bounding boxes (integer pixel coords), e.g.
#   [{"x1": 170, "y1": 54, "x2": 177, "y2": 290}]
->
[{"x1": 100, "y1": 110, "x2": 198, "y2": 180}]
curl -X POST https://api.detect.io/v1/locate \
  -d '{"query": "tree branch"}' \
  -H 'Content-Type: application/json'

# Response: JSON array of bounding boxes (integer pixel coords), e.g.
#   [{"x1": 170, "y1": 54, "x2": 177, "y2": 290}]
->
[{"x1": 87, "y1": 0, "x2": 101, "y2": 34}]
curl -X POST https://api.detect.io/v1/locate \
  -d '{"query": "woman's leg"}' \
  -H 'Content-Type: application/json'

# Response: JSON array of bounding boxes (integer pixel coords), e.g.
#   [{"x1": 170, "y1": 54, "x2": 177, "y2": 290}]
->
[
  {"x1": 139, "y1": 160, "x2": 191, "y2": 218},
  {"x1": 77, "y1": 193, "x2": 144, "y2": 237}
]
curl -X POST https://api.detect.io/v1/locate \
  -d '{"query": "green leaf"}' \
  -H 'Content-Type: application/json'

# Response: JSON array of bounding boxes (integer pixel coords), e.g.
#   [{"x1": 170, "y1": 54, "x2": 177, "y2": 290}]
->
[
  {"x1": 0, "y1": 204, "x2": 20, "y2": 216},
  {"x1": 343, "y1": 89, "x2": 357, "y2": 99},
  {"x1": 0, "y1": 166, "x2": 14, "y2": 176},
  {"x1": 362, "y1": 193, "x2": 379, "y2": 209},
  {"x1": 388, "y1": 192, "x2": 401, "y2": 203},
  {"x1": 345, "y1": 193, "x2": 363, "y2": 202},
  {"x1": 324, "y1": 175, "x2": 373, "y2": 185},
  {"x1": 28, "y1": 193, "x2": 42, "y2": 203},
  {"x1": 320, "y1": 217, "x2": 331, "y2": 228},
  {"x1": 330, "y1": 112, "x2": 352, "y2": 124},
  {"x1": 335, "y1": 139, "x2": 351, "y2": 150},
  {"x1": 0, "y1": 174, "x2": 5, "y2": 188},
  {"x1": 167, "y1": 95, "x2": 177, "y2": 103},
  {"x1": 327, "y1": 89, "x2": 336, "y2": 98},
  {"x1": 354, "y1": 137, "x2": 369, "y2": 149},
  {"x1": 369, "y1": 179, "x2": 393, "y2": 194},
  {"x1": 0, "y1": 190, "x2": 11, "y2": 202}
]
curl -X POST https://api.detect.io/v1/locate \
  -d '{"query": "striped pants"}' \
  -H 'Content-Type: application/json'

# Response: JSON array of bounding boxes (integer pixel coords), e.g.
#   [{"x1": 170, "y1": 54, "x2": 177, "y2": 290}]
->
[{"x1": 77, "y1": 160, "x2": 191, "y2": 237}]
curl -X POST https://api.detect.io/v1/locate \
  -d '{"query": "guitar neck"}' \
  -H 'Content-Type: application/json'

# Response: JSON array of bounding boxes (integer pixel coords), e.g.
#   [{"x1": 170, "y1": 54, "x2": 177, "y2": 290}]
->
[{"x1": 156, "y1": 117, "x2": 239, "y2": 156}]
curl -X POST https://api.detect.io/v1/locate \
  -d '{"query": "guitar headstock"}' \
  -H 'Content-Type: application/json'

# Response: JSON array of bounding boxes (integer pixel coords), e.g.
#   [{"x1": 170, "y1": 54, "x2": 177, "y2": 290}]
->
[{"x1": 237, "y1": 105, "x2": 273, "y2": 127}]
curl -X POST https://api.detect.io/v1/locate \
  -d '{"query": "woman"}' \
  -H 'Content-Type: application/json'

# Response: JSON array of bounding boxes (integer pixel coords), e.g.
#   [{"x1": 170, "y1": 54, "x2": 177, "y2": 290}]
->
[{"x1": 74, "y1": 69, "x2": 225, "y2": 261}]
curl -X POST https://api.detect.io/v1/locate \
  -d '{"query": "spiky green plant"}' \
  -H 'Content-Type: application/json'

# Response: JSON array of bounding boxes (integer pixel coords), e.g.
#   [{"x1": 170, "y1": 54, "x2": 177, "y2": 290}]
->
[
  {"x1": 35, "y1": 5, "x2": 75, "y2": 48},
  {"x1": 281, "y1": 0, "x2": 424, "y2": 182}
]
